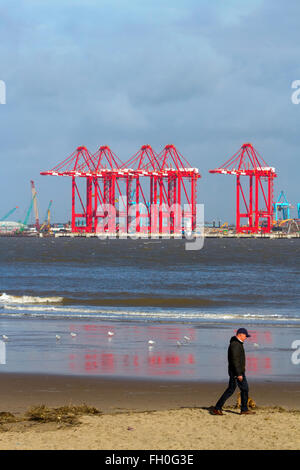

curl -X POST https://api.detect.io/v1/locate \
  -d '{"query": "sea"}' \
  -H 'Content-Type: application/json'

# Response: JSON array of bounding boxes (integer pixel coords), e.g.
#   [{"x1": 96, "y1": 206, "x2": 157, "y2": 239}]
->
[{"x1": 0, "y1": 237, "x2": 299, "y2": 382}]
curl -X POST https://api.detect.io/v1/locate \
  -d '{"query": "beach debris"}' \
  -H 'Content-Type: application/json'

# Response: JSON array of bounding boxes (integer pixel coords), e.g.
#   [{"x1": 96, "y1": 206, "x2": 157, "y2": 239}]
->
[
  {"x1": 0, "y1": 412, "x2": 17, "y2": 424},
  {"x1": 2, "y1": 335, "x2": 8, "y2": 341},
  {"x1": 127, "y1": 426, "x2": 134, "y2": 431},
  {"x1": 108, "y1": 331, "x2": 115, "y2": 337},
  {"x1": 25, "y1": 404, "x2": 101, "y2": 426},
  {"x1": 70, "y1": 332, "x2": 77, "y2": 337},
  {"x1": 56, "y1": 335, "x2": 61, "y2": 340}
]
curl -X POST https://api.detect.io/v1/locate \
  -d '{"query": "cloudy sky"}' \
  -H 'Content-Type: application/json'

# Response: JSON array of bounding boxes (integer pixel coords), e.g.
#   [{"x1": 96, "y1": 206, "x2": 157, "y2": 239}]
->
[{"x1": 0, "y1": 0, "x2": 300, "y2": 223}]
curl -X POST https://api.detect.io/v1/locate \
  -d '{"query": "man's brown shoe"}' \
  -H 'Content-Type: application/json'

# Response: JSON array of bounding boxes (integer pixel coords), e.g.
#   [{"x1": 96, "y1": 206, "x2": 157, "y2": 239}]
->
[
  {"x1": 212, "y1": 408, "x2": 223, "y2": 415},
  {"x1": 240, "y1": 410, "x2": 256, "y2": 415}
]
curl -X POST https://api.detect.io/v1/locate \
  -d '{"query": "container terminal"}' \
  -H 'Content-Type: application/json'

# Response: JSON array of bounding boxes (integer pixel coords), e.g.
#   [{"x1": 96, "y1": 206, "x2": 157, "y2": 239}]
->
[{"x1": 1, "y1": 143, "x2": 299, "y2": 239}]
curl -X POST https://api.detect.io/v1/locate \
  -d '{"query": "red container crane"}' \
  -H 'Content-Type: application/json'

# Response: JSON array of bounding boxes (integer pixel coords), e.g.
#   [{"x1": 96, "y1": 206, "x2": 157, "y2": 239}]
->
[
  {"x1": 41, "y1": 145, "x2": 201, "y2": 236},
  {"x1": 41, "y1": 146, "x2": 97, "y2": 233},
  {"x1": 210, "y1": 143, "x2": 277, "y2": 233}
]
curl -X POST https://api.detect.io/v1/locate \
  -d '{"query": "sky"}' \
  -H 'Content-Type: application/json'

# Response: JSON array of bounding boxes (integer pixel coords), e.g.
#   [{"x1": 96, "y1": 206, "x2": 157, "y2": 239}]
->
[{"x1": 0, "y1": 0, "x2": 300, "y2": 224}]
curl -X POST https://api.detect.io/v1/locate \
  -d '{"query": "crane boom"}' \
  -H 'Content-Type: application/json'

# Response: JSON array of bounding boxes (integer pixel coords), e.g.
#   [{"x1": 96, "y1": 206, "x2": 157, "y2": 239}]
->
[
  {"x1": 23, "y1": 194, "x2": 36, "y2": 226},
  {"x1": 30, "y1": 180, "x2": 40, "y2": 231},
  {"x1": 40, "y1": 200, "x2": 53, "y2": 232},
  {"x1": 47, "y1": 200, "x2": 52, "y2": 229},
  {"x1": 0, "y1": 206, "x2": 18, "y2": 222},
  {"x1": 17, "y1": 194, "x2": 36, "y2": 232}
]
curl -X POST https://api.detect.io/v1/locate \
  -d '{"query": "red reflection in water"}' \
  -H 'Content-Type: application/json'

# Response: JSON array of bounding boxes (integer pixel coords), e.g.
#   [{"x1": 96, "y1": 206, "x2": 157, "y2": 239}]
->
[
  {"x1": 67, "y1": 324, "x2": 197, "y2": 377},
  {"x1": 246, "y1": 356, "x2": 272, "y2": 375},
  {"x1": 264, "y1": 332, "x2": 272, "y2": 344},
  {"x1": 264, "y1": 357, "x2": 272, "y2": 370},
  {"x1": 101, "y1": 353, "x2": 114, "y2": 372},
  {"x1": 247, "y1": 357, "x2": 258, "y2": 372},
  {"x1": 67, "y1": 324, "x2": 273, "y2": 378},
  {"x1": 69, "y1": 351, "x2": 271, "y2": 377},
  {"x1": 147, "y1": 352, "x2": 196, "y2": 377},
  {"x1": 187, "y1": 354, "x2": 195, "y2": 364},
  {"x1": 68, "y1": 351, "x2": 196, "y2": 377}
]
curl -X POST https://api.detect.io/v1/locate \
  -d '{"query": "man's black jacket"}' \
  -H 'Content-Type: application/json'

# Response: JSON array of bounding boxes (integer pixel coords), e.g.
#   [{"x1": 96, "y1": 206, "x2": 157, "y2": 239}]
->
[{"x1": 228, "y1": 336, "x2": 246, "y2": 376}]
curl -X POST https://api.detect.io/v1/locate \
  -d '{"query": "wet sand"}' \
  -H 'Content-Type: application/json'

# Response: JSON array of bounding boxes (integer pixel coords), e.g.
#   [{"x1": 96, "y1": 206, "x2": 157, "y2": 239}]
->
[
  {"x1": 0, "y1": 372, "x2": 300, "y2": 414},
  {"x1": 0, "y1": 373, "x2": 299, "y2": 450},
  {"x1": 0, "y1": 373, "x2": 300, "y2": 412}
]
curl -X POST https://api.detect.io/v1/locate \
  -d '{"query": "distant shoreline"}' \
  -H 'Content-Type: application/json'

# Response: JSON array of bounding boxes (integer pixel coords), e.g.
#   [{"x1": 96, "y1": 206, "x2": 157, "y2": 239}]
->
[{"x1": 0, "y1": 232, "x2": 300, "y2": 239}]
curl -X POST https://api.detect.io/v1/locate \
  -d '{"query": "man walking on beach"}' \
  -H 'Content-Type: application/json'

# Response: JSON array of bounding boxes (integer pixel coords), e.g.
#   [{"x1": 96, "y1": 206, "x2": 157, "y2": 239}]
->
[{"x1": 213, "y1": 328, "x2": 255, "y2": 416}]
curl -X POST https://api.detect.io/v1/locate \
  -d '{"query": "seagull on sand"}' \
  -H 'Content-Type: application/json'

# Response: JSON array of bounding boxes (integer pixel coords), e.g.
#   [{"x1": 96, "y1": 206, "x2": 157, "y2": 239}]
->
[
  {"x1": 56, "y1": 335, "x2": 61, "y2": 340},
  {"x1": 70, "y1": 332, "x2": 77, "y2": 337},
  {"x1": 108, "y1": 331, "x2": 115, "y2": 337},
  {"x1": 2, "y1": 335, "x2": 8, "y2": 341},
  {"x1": 148, "y1": 340, "x2": 155, "y2": 346}
]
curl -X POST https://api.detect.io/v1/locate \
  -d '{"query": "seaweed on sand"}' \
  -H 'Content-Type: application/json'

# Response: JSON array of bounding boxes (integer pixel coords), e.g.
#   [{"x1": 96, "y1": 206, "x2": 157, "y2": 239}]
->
[
  {"x1": 25, "y1": 404, "x2": 101, "y2": 426},
  {"x1": 0, "y1": 412, "x2": 17, "y2": 424}
]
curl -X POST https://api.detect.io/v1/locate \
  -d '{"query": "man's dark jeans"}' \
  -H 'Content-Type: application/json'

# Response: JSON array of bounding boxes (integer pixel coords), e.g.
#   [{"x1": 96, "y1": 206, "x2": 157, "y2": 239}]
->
[{"x1": 215, "y1": 372, "x2": 249, "y2": 412}]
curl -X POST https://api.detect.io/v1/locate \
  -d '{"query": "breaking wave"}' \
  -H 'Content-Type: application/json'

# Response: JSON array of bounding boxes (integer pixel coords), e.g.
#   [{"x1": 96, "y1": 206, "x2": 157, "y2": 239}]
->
[
  {"x1": 0, "y1": 293, "x2": 63, "y2": 304},
  {"x1": 0, "y1": 293, "x2": 224, "y2": 308}
]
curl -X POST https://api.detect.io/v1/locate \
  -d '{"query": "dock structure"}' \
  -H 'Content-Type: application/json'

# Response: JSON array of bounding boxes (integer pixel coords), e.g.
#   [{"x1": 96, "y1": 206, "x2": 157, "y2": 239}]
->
[
  {"x1": 210, "y1": 143, "x2": 277, "y2": 234},
  {"x1": 40, "y1": 145, "x2": 201, "y2": 236},
  {"x1": 50, "y1": 230, "x2": 300, "y2": 239}
]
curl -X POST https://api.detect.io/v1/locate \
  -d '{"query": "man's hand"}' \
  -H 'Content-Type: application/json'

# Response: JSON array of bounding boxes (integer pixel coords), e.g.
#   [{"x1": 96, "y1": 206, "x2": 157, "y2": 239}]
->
[{"x1": 237, "y1": 375, "x2": 243, "y2": 381}]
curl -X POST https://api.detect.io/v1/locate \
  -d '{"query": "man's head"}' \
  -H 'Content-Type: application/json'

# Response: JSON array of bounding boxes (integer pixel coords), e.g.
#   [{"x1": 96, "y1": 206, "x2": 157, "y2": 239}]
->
[{"x1": 236, "y1": 328, "x2": 251, "y2": 342}]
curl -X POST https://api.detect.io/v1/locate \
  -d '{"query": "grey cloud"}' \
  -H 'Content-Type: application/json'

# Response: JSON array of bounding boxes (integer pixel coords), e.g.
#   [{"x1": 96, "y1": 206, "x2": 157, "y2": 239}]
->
[{"x1": 0, "y1": 0, "x2": 300, "y2": 222}]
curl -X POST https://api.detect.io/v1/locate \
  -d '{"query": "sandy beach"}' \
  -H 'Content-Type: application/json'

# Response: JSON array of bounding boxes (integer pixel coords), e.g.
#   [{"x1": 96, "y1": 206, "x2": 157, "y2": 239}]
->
[
  {"x1": 0, "y1": 373, "x2": 299, "y2": 450},
  {"x1": 1, "y1": 406, "x2": 300, "y2": 450}
]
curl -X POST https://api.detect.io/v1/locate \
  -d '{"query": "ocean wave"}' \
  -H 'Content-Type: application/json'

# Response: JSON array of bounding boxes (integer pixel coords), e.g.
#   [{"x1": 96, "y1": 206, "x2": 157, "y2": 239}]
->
[
  {"x1": 0, "y1": 293, "x2": 225, "y2": 308},
  {"x1": 0, "y1": 293, "x2": 63, "y2": 304},
  {"x1": 63, "y1": 297, "x2": 222, "y2": 308},
  {"x1": 2, "y1": 305, "x2": 300, "y2": 324}
]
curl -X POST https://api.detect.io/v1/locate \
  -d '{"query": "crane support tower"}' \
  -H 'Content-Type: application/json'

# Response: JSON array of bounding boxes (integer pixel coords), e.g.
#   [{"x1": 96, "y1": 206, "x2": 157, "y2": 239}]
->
[
  {"x1": 210, "y1": 143, "x2": 277, "y2": 234},
  {"x1": 40, "y1": 145, "x2": 201, "y2": 235}
]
